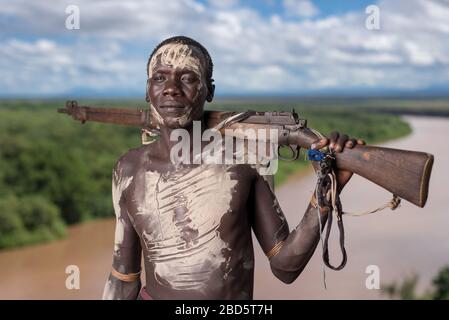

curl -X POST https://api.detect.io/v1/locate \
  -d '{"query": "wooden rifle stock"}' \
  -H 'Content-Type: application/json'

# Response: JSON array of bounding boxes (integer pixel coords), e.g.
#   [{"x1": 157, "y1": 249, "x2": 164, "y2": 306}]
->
[
  {"x1": 58, "y1": 101, "x2": 434, "y2": 208},
  {"x1": 206, "y1": 111, "x2": 433, "y2": 208},
  {"x1": 57, "y1": 101, "x2": 149, "y2": 127},
  {"x1": 337, "y1": 145, "x2": 432, "y2": 208},
  {"x1": 286, "y1": 128, "x2": 433, "y2": 208}
]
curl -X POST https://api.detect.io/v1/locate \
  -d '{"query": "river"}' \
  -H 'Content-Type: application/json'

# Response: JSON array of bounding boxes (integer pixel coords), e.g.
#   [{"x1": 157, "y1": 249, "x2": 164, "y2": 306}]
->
[{"x1": 0, "y1": 116, "x2": 447, "y2": 299}]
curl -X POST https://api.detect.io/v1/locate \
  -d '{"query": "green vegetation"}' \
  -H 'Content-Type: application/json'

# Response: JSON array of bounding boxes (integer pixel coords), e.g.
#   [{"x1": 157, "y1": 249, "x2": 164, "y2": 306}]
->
[
  {"x1": 0, "y1": 194, "x2": 66, "y2": 248},
  {"x1": 0, "y1": 100, "x2": 139, "y2": 249},
  {"x1": 213, "y1": 96, "x2": 449, "y2": 117},
  {"x1": 0, "y1": 99, "x2": 413, "y2": 249},
  {"x1": 382, "y1": 265, "x2": 449, "y2": 300}
]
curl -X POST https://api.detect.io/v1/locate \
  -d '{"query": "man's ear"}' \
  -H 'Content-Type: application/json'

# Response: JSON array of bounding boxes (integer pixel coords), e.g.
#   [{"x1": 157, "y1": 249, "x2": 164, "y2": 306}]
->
[
  {"x1": 206, "y1": 81, "x2": 215, "y2": 103},
  {"x1": 145, "y1": 79, "x2": 151, "y2": 102}
]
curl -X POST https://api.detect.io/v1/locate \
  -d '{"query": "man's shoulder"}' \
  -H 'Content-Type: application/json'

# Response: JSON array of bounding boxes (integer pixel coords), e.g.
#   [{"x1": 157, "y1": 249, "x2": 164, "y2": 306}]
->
[
  {"x1": 228, "y1": 164, "x2": 260, "y2": 182},
  {"x1": 113, "y1": 144, "x2": 150, "y2": 176}
]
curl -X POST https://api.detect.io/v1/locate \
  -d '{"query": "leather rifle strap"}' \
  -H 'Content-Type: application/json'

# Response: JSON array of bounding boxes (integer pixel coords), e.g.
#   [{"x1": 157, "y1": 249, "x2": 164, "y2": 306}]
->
[{"x1": 322, "y1": 194, "x2": 347, "y2": 271}]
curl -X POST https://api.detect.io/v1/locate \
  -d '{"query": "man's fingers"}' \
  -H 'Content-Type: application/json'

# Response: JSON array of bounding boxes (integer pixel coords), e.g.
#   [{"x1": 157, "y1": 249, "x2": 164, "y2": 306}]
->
[
  {"x1": 313, "y1": 132, "x2": 365, "y2": 151},
  {"x1": 311, "y1": 138, "x2": 328, "y2": 150},
  {"x1": 345, "y1": 138, "x2": 357, "y2": 149},
  {"x1": 335, "y1": 134, "x2": 348, "y2": 152},
  {"x1": 329, "y1": 131, "x2": 339, "y2": 149}
]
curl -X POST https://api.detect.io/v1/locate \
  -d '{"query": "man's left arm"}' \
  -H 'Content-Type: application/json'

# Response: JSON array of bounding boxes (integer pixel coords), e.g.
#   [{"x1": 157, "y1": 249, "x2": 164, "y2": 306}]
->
[
  {"x1": 250, "y1": 171, "x2": 327, "y2": 284},
  {"x1": 250, "y1": 132, "x2": 364, "y2": 284}
]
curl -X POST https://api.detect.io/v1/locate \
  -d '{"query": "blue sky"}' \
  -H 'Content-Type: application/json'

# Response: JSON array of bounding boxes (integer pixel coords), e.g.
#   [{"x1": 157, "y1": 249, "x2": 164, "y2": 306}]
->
[
  {"x1": 1, "y1": 0, "x2": 449, "y2": 98},
  {"x1": 198, "y1": 0, "x2": 377, "y2": 18}
]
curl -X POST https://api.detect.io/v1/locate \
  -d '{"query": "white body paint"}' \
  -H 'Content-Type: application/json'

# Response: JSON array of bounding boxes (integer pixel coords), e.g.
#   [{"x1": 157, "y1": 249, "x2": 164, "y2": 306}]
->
[
  {"x1": 112, "y1": 168, "x2": 134, "y2": 254},
  {"x1": 134, "y1": 164, "x2": 237, "y2": 290},
  {"x1": 102, "y1": 279, "x2": 114, "y2": 300},
  {"x1": 102, "y1": 169, "x2": 136, "y2": 300}
]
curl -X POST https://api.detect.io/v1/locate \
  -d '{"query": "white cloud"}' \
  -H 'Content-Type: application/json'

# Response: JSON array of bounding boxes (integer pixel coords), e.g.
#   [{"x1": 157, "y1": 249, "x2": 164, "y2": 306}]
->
[
  {"x1": 207, "y1": 0, "x2": 239, "y2": 9},
  {"x1": 0, "y1": 0, "x2": 449, "y2": 96},
  {"x1": 283, "y1": 0, "x2": 319, "y2": 18},
  {"x1": 0, "y1": 37, "x2": 142, "y2": 95}
]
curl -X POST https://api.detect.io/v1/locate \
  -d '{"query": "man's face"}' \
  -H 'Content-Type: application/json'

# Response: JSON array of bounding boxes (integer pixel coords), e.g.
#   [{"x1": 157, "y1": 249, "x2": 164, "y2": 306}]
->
[{"x1": 148, "y1": 43, "x2": 209, "y2": 129}]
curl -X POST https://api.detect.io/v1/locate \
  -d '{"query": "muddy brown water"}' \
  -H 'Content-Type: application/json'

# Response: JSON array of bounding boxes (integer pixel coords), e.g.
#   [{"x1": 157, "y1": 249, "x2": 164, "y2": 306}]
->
[{"x1": 0, "y1": 116, "x2": 447, "y2": 299}]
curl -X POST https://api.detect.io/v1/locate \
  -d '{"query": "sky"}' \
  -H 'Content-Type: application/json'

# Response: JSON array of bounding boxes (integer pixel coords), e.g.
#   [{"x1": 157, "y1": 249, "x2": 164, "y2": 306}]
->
[{"x1": 1, "y1": 0, "x2": 449, "y2": 98}]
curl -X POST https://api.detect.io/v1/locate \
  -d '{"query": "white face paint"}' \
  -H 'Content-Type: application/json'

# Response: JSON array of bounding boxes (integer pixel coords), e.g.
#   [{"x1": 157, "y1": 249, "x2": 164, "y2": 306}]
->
[
  {"x1": 148, "y1": 43, "x2": 207, "y2": 128},
  {"x1": 150, "y1": 103, "x2": 165, "y2": 127},
  {"x1": 133, "y1": 164, "x2": 237, "y2": 291},
  {"x1": 150, "y1": 102, "x2": 194, "y2": 128},
  {"x1": 148, "y1": 43, "x2": 206, "y2": 89},
  {"x1": 177, "y1": 108, "x2": 194, "y2": 126}
]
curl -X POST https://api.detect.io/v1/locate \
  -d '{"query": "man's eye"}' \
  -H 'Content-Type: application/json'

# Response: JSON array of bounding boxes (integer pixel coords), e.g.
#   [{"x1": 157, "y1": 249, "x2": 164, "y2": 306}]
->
[
  {"x1": 181, "y1": 75, "x2": 198, "y2": 83},
  {"x1": 152, "y1": 74, "x2": 165, "y2": 82}
]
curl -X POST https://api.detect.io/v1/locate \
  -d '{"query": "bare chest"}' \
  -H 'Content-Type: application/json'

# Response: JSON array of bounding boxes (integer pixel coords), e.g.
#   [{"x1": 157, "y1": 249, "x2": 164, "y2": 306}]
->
[{"x1": 124, "y1": 164, "x2": 248, "y2": 290}]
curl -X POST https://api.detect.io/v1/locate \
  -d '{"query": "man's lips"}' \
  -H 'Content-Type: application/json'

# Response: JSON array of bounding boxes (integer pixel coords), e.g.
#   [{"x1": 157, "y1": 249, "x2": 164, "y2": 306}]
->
[
  {"x1": 159, "y1": 101, "x2": 186, "y2": 114},
  {"x1": 160, "y1": 101, "x2": 184, "y2": 108}
]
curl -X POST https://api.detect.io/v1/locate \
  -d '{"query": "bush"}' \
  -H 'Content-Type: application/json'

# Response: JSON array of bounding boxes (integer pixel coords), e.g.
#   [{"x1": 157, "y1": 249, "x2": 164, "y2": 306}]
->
[
  {"x1": 432, "y1": 266, "x2": 449, "y2": 300},
  {"x1": 0, "y1": 105, "x2": 139, "y2": 227},
  {"x1": 0, "y1": 194, "x2": 66, "y2": 249},
  {"x1": 382, "y1": 266, "x2": 449, "y2": 300}
]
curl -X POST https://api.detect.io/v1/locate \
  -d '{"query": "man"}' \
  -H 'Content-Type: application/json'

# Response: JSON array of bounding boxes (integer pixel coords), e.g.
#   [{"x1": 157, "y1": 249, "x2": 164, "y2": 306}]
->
[{"x1": 102, "y1": 36, "x2": 364, "y2": 300}]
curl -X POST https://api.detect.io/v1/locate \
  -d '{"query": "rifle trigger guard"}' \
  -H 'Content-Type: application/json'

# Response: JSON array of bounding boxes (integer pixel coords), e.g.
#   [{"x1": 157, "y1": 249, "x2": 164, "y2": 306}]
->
[{"x1": 278, "y1": 145, "x2": 300, "y2": 161}]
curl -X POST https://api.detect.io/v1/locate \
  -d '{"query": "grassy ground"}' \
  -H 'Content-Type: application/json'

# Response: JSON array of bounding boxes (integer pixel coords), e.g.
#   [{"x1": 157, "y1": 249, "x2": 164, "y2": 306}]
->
[{"x1": 0, "y1": 98, "x2": 416, "y2": 249}]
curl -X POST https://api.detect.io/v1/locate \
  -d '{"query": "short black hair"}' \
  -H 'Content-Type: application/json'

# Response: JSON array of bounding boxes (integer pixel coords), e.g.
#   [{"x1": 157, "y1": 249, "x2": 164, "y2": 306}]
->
[{"x1": 147, "y1": 36, "x2": 214, "y2": 87}]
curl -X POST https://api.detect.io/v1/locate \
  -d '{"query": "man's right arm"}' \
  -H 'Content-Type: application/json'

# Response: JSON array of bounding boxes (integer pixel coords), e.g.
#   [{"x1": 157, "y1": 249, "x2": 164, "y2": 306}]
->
[{"x1": 102, "y1": 162, "x2": 142, "y2": 300}]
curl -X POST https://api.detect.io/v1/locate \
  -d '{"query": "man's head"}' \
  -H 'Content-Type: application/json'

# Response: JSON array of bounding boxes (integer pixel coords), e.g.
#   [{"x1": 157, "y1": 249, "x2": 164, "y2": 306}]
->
[{"x1": 146, "y1": 36, "x2": 215, "y2": 129}]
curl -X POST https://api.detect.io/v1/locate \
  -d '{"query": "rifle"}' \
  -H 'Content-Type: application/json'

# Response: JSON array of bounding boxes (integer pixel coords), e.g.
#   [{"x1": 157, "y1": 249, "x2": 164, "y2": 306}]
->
[{"x1": 58, "y1": 100, "x2": 433, "y2": 208}]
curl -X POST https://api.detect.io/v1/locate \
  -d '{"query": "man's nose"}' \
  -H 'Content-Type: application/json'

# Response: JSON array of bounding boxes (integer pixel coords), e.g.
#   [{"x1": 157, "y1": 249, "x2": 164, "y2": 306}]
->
[{"x1": 163, "y1": 78, "x2": 182, "y2": 97}]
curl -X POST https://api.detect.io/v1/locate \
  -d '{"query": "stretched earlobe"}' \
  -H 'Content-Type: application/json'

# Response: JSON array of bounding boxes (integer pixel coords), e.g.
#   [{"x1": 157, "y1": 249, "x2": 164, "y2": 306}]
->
[
  {"x1": 145, "y1": 79, "x2": 151, "y2": 102},
  {"x1": 206, "y1": 83, "x2": 215, "y2": 103}
]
